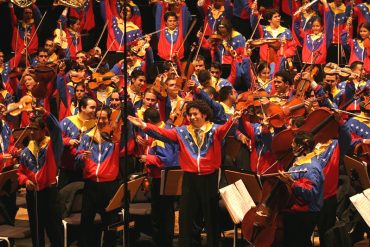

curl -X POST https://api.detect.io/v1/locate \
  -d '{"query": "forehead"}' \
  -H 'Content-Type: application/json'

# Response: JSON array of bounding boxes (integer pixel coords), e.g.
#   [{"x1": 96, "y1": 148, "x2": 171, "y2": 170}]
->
[
  {"x1": 167, "y1": 16, "x2": 177, "y2": 21},
  {"x1": 188, "y1": 107, "x2": 201, "y2": 114},
  {"x1": 274, "y1": 76, "x2": 284, "y2": 82},
  {"x1": 87, "y1": 99, "x2": 97, "y2": 107},
  {"x1": 167, "y1": 79, "x2": 177, "y2": 85},
  {"x1": 97, "y1": 110, "x2": 108, "y2": 118},
  {"x1": 144, "y1": 92, "x2": 157, "y2": 99}
]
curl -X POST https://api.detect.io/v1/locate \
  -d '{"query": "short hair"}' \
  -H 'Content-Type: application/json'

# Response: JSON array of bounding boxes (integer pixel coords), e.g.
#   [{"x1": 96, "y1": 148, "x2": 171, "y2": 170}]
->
[
  {"x1": 37, "y1": 48, "x2": 48, "y2": 55},
  {"x1": 143, "y1": 87, "x2": 157, "y2": 98},
  {"x1": 78, "y1": 96, "x2": 95, "y2": 112},
  {"x1": 211, "y1": 62, "x2": 222, "y2": 71},
  {"x1": 194, "y1": 55, "x2": 205, "y2": 63},
  {"x1": 275, "y1": 71, "x2": 292, "y2": 85},
  {"x1": 96, "y1": 105, "x2": 112, "y2": 119},
  {"x1": 219, "y1": 86, "x2": 233, "y2": 102},
  {"x1": 186, "y1": 99, "x2": 213, "y2": 121},
  {"x1": 198, "y1": 70, "x2": 211, "y2": 84},
  {"x1": 293, "y1": 131, "x2": 315, "y2": 152},
  {"x1": 164, "y1": 11, "x2": 177, "y2": 22},
  {"x1": 74, "y1": 82, "x2": 85, "y2": 91},
  {"x1": 217, "y1": 18, "x2": 233, "y2": 34},
  {"x1": 163, "y1": 61, "x2": 175, "y2": 71},
  {"x1": 350, "y1": 61, "x2": 364, "y2": 70},
  {"x1": 203, "y1": 86, "x2": 217, "y2": 99},
  {"x1": 264, "y1": 9, "x2": 279, "y2": 21},
  {"x1": 30, "y1": 115, "x2": 46, "y2": 130},
  {"x1": 68, "y1": 16, "x2": 79, "y2": 27},
  {"x1": 131, "y1": 69, "x2": 145, "y2": 79},
  {"x1": 143, "y1": 108, "x2": 161, "y2": 124}
]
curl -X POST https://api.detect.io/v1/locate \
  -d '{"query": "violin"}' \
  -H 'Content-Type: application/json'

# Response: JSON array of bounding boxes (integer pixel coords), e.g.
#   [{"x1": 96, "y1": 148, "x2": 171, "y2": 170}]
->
[
  {"x1": 222, "y1": 40, "x2": 237, "y2": 58},
  {"x1": 4, "y1": 95, "x2": 33, "y2": 116},
  {"x1": 266, "y1": 97, "x2": 306, "y2": 128},
  {"x1": 295, "y1": 51, "x2": 321, "y2": 99},
  {"x1": 236, "y1": 91, "x2": 288, "y2": 111},
  {"x1": 88, "y1": 72, "x2": 116, "y2": 90},
  {"x1": 247, "y1": 38, "x2": 281, "y2": 48},
  {"x1": 153, "y1": 74, "x2": 167, "y2": 98},
  {"x1": 176, "y1": 43, "x2": 196, "y2": 92},
  {"x1": 169, "y1": 93, "x2": 192, "y2": 126},
  {"x1": 323, "y1": 63, "x2": 354, "y2": 78},
  {"x1": 53, "y1": 22, "x2": 68, "y2": 49},
  {"x1": 131, "y1": 38, "x2": 150, "y2": 58}
]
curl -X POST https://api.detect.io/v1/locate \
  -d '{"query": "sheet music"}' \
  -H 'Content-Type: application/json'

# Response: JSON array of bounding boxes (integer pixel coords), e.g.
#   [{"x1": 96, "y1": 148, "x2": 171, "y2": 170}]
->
[
  {"x1": 235, "y1": 179, "x2": 256, "y2": 211},
  {"x1": 350, "y1": 190, "x2": 370, "y2": 227},
  {"x1": 363, "y1": 188, "x2": 370, "y2": 200}
]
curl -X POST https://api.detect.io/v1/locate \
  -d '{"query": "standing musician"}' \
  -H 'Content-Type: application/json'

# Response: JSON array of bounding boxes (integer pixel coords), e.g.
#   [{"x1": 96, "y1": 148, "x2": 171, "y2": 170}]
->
[
  {"x1": 17, "y1": 108, "x2": 64, "y2": 247},
  {"x1": 197, "y1": 0, "x2": 233, "y2": 36},
  {"x1": 128, "y1": 100, "x2": 241, "y2": 247},
  {"x1": 0, "y1": 50, "x2": 21, "y2": 90},
  {"x1": 100, "y1": 0, "x2": 142, "y2": 52},
  {"x1": 140, "y1": 108, "x2": 179, "y2": 247},
  {"x1": 59, "y1": 97, "x2": 96, "y2": 189},
  {"x1": 327, "y1": 0, "x2": 350, "y2": 65},
  {"x1": 190, "y1": 55, "x2": 206, "y2": 86},
  {"x1": 44, "y1": 38, "x2": 59, "y2": 63},
  {"x1": 277, "y1": 131, "x2": 324, "y2": 247},
  {"x1": 250, "y1": 5, "x2": 297, "y2": 75},
  {"x1": 136, "y1": 88, "x2": 158, "y2": 120},
  {"x1": 9, "y1": 1, "x2": 42, "y2": 58},
  {"x1": 59, "y1": 8, "x2": 82, "y2": 59},
  {"x1": 342, "y1": 20, "x2": 370, "y2": 74},
  {"x1": 128, "y1": 69, "x2": 146, "y2": 109},
  {"x1": 155, "y1": 9, "x2": 191, "y2": 61},
  {"x1": 76, "y1": 105, "x2": 124, "y2": 247},
  {"x1": 255, "y1": 62, "x2": 273, "y2": 93},
  {"x1": 68, "y1": 0, "x2": 95, "y2": 32},
  {"x1": 354, "y1": 0, "x2": 370, "y2": 29},
  {"x1": 293, "y1": 0, "x2": 333, "y2": 68}
]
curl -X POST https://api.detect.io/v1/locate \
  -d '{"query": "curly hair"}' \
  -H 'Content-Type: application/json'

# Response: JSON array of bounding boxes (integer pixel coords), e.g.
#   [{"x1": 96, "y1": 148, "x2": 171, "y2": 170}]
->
[{"x1": 186, "y1": 99, "x2": 213, "y2": 121}]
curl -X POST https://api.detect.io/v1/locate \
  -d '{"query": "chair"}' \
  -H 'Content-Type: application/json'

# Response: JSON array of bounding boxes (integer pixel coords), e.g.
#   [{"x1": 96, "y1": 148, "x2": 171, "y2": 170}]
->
[
  {"x1": 60, "y1": 182, "x2": 101, "y2": 247},
  {"x1": 0, "y1": 208, "x2": 30, "y2": 247}
]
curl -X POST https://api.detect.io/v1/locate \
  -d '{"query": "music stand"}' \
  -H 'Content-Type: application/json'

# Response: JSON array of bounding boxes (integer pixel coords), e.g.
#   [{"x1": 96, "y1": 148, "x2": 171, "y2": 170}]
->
[
  {"x1": 344, "y1": 155, "x2": 370, "y2": 190},
  {"x1": 223, "y1": 169, "x2": 262, "y2": 204},
  {"x1": 0, "y1": 169, "x2": 18, "y2": 197},
  {"x1": 160, "y1": 167, "x2": 183, "y2": 196}
]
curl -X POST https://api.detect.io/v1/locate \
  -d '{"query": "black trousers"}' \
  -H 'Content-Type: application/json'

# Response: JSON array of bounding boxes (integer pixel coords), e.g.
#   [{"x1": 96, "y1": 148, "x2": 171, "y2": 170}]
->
[
  {"x1": 282, "y1": 211, "x2": 319, "y2": 247},
  {"x1": 179, "y1": 171, "x2": 220, "y2": 247},
  {"x1": 151, "y1": 178, "x2": 175, "y2": 247},
  {"x1": 318, "y1": 195, "x2": 338, "y2": 247},
  {"x1": 80, "y1": 180, "x2": 119, "y2": 247},
  {"x1": 26, "y1": 186, "x2": 63, "y2": 247},
  {"x1": 57, "y1": 168, "x2": 82, "y2": 190}
]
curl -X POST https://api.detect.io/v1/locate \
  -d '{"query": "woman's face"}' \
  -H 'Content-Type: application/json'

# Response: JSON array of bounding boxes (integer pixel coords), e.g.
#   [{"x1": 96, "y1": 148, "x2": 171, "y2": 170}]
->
[
  {"x1": 312, "y1": 20, "x2": 323, "y2": 34},
  {"x1": 24, "y1": 75, "x2": 37, "y2": 91},
  {"x1": 259, "y1": 67, "x2": 270, "y2": 80},
  {"x1": 359, "y1": 26, "x2": 370, "y2": 40}
]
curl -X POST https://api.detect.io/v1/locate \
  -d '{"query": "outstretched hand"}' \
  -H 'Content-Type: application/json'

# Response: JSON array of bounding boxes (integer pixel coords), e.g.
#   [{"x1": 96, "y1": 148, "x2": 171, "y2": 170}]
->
[{"x1": 128, "y1": 115, "x2": 145, "y2": 129}]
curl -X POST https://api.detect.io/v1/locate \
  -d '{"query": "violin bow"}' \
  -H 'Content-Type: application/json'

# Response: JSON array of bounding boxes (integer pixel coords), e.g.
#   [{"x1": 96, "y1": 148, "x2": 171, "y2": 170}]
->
[
  {"x1": 175, "y1": 18, "x2": 198, "y2": 55},
  {"x1": 95, "y1": 21, "x2": 108, "y2": 48},
  {"x1": 194, "y1": 22, "x2": 208, "y2": 61},
  {"x1": 25, "y1": 11, "x2": 48, "y2": 51}
]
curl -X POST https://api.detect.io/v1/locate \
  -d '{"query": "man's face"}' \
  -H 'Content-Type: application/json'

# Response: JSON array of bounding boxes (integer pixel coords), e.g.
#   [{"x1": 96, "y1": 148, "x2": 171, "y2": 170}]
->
[
  {"x1": 325, "y1": 74, "x2": 338, "y2": 88},
  {"x1": 273, "y1": 76, "x2": 288, "y2": 94},
  {"x1": 44, "y1": 40, "x2": 55, "y2": 54},
  {"x1": 188, "y1": 108, "x2": 207, "y2": 128},
  {"x1": 30, "y1": 126, "x2": 45, "y2": 143},
  {"x1": 213, "y1": 0, "x2": 223, "y2": 9},
  {"x1": 75, "y1": 85, "x2": 85, "y2": 101},
  {"x1": 97, "y1": 110, "x2": 109, "y2": 130},
  {"x1": 37, "y1": 52, "x2": 48, "y2": 64},
  {"x1": 131, "y1": 76, "x2": 146, "y2": 93},
  {"x1": 194, "y1": 60, "x2": 205, "y2": 74},
  {"x1": 352, "y1": 64, "x2": 364, "y2": 77},
  {"x1": 166, "y1": 79, "x2": 179, "y2": 98},
  {"x1": 81, "y1": 99, "x2": 97, "y2": 119},
  {"x1": 143, "y1": 92, "x2": 157, "y2": 108},
  {"x1": 70, "y1": 20, "x2": 81, "y2": 32},
  {"x1": 76, "y1": 53, "x2": 86, "y2": 65},
  {"x1": 210, "y1": 67, "x2": 221, "y2": 79},
  {"x1": 23, "y1": 8, "x2": 33, "y2": 21},
  {"x1": 269, "y1": 13, "x2": 281, "y2": 27},
  {"x1": 165, "y1": 16, "x2": 178, "y2": 30},
  {"x1": 292, "y1": 140, "x2": 302, "y2": 157}
]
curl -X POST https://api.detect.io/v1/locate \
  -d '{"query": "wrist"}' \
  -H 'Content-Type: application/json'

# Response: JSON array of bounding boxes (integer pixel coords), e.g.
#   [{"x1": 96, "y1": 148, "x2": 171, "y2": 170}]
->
[{"x1": 310, "y1": 80, "x2": 318, "y2": 89}]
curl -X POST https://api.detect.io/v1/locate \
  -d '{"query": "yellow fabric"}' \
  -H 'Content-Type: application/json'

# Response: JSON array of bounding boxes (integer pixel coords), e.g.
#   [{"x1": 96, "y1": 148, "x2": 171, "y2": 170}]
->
[
  {"x1": 310, "y1": 32, "x2": 323, "y2": 41},
  {"x1": 265, "y1": 26, "x2": 286, "y2": 36},
  {"x1": 116, "y1": 20, "x2": 139, "y2": 33},
  {"x1": 210, "y1": 5, "x2": 224, "y2": 19},
  {"x1": 292, "y1": 140, "x2": 333, "y2": 167},
  {"x1": 220, "y1": 102, "x2": 234, "y2": 115},
  {"x1": 28, "y1": 136, "x2": 50, "y2": 158},
  {"x1": 187, "y1": 121, "x2": 213, "y2": 147},
  {"x1": 96, "y1": 86, "x2": 114, "y2": 104},
  {"x1": 68, "y1": 114, "x2": 96, "y2": 131},
  {"x1": 329, "y1": 2, "x2": 346, "y2": 14},
  {"x1": 151, "y1": 122, "x2": 166, "y2": 148}
]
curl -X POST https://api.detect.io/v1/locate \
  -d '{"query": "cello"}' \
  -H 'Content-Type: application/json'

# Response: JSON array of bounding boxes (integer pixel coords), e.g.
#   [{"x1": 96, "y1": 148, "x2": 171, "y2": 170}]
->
[{"x1": 241, "y1": 86, "x2": 369, "y2": 246}]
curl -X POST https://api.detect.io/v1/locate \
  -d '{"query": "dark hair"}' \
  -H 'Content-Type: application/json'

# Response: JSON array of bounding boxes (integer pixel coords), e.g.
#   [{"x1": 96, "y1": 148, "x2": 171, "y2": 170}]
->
[
  {"x1": 193, "y1": 55, "x2": 205, "y2": 63},
  {"x1": 186, "y1": 99, "x2": 213, "y2": 121},
  {"x1": 219, "y1": 86, "x2": 233, "y2": 102},
  {"x1": 97, "y1": 105, "x2": 112, "y2": 119},
  {"x1": 198, "y1": 70, "x2": 211, "y2": 84},
  {"x1": 30, "y1": 115, "x2": 46, "y2": 130},
  {"x1": 68, "y1": 17, "x2": 79, "y2": 27},
  {"x1": 143, "y1": 108, "x2": 161, "y2": 124},
  {"x1": 358, "y1": 22, "x2": 370, "y2": 40},
  {"x1": 70, "y1": 61, "x2": 87, "y2": 71},
  {"x1": 131, "y1": 69, "x2": 145, "y2": 79},
  {"x1": 164, "y1": 11, "x2": 177, "y2": 22},
  {"x1": 350, "y1": 61, "x2": 364, "y2": 70},
  {"x1": 257, "y1": 62, "x2": 270, "y2": 74},
  {"x1": 211, "y1": 62, "x2": 222, "y2": 71},
  {"x1": 218, "y1": 18, "x2": 233, "y2": 34},
  {"x1": 163, "y1": 61, "x2": 175, "y2": 71},
  {"x1": 275, "y1": 71, "x2": 292, "y2": 85},
  {"x1": 312, "y1": 16, "x2": 323, "y2": 26},
  {"x1": 264, "y1": 9, "x2": 279, "y2": 21},
  {"x1": 37, "y1": 48, "x2": 48, "y2": 55},
  {"x1": 203, "y1": 86, "x2": 217, "y2": 99},
  {"x1": 78, "y1": 96, "x2": 95, "y2": 112},
  {"x1": 294, "y1": 131, "x2": 315, "y2": 152},
  {"x1": 143, "y1": 87, "x2": 157, "y2": 98},
  {"x1": 291, "y1": 116, "x2": 305, "y2": 128}
]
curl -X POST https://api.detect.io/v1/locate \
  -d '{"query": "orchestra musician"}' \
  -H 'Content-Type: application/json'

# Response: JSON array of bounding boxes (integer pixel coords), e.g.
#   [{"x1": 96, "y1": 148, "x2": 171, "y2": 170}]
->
[{"x1": 59, "y1": 8, "x2": 83, "y2": 59}]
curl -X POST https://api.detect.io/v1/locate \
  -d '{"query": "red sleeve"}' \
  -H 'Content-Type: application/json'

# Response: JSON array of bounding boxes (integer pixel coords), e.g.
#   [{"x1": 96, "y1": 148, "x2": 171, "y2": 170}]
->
[
  {"x1": 145, "y1": 154, "x2": 164, "y2": 168},
  {"x1": 17, "y1": 164, "x2": 29, "y2": 186},
  {"x1": 144, "y1": 123, "x2": 178, "y2": 141},
  {"x1": 10, "y1": 6, "x2": 17, "y2": 27}
]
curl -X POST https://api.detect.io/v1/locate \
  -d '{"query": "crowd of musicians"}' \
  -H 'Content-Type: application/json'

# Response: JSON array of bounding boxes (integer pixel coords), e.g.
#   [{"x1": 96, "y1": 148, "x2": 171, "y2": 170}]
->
[{"x1": 1, "y1": 0, "x2": 370, "y2": 246}]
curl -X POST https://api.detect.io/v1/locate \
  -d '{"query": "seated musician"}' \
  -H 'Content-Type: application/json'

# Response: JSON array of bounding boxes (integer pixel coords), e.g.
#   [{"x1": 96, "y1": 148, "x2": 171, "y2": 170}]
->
[
  {"x1": 76, "y1": 105, "x2": 125, "y2": 247},
  {"x1": 17, "y1": 108, "x2": 63, "y2": 247},
  {"x1": 270, "y1": 71, "x2": 293, "y2": 104},
  {"x1": 277, "y1": 131, "x2": 324, "y2": 247},
  {"x1": 250, "y1": 4, "x2": 297, "y2": 75},
  {"x1": 30, "y1": 48, "x2": 49, "y2": 66},
  {"x1": 140, "y1": 108, "x2": 179, "y2": 247}
]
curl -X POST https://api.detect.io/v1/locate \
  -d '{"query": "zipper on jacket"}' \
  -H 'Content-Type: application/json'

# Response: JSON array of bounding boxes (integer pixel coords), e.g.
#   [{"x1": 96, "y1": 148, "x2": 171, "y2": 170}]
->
[{"x1": 96, "y1": 143, "x2": 101, "y2": 182}]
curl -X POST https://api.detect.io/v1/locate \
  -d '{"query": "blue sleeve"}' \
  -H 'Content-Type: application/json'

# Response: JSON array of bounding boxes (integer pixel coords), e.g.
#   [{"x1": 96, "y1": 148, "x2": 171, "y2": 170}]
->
[
  {"x1": 33, "y1": 4, "x2": 42, "y2": 23},
  {"x1": 154, "y1": 3, "x2": 163, "y2": 37},
  {"x1": 181, "y1": 6, "x2": 192, "y2": 37},
  {"x1": 151, "y1": 142, "x2": 179, "y2": 166},
  {"x1": 325, "y1": 8, "x2": 334, "y2": 49},
  {"x1": 56, "y1": 75, "x2": 68, "y2": 107},
  {"x1": 341, "y1": 31, "x2": 350, "y2": 52},
  {"x1": 46, "y1": 113, "x2": 63, "y2": 167},
  {"x1": 250, "y1": 13, "x2": 261, "y2": 38},
  {"x1": 338, "y1": 123, "x2": 351, "y2": 158},
  {"x1": 100, "y1": 0, "x2": 107, "y2": 22},
  {"x1": 75, "y1": 134, "x2": 89, "y2": 169},
  {"x1": 110, "y1": 63, "x2": 122, "y2": 75},
  {"x1": 196, "y1": 90, "x2": 228, "y2": 124},
  {"x1": 294, "y1": 17, "x2": 304, "y2": 46}
]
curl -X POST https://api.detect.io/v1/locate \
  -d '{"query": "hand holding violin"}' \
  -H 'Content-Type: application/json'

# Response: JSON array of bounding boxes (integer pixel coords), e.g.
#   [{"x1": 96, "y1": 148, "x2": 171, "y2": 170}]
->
[{"x1": 69, "y1": 139, "x2": 80, "y2": 147}]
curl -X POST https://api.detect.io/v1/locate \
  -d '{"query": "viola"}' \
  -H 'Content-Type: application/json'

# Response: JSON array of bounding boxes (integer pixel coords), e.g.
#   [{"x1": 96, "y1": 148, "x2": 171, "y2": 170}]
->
[
  {"x1": 247, "y1": 38, "x2": 281, "y2": 47},
  {"x1": 88, "y1": 72, "x2": 116, "y2": 90},
  {"x1": 176, "y1": 43, "x2": 196, "y2": 92},
  {"x1": 323, "y1": 63, "x2": 353, "y2": 78},
  {"x1": 5, "y1": 95, "x2": 33, "y2": 116}
]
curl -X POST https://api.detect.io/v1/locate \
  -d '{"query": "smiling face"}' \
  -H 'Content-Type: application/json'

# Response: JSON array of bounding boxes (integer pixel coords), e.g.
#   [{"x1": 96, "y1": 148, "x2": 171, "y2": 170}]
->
[
  {"x1": 187, "y1": 107, "x2": 207, "y2": 128},
  {"x1": 81, "y1": 99, "x2": 97, "y2": 120},
  {"x1": 311, "y1": 20, "x2": 323, "y2": 35},
  {"x1": 97, "y1": 110, "x2": 109, "y2": 130}
]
